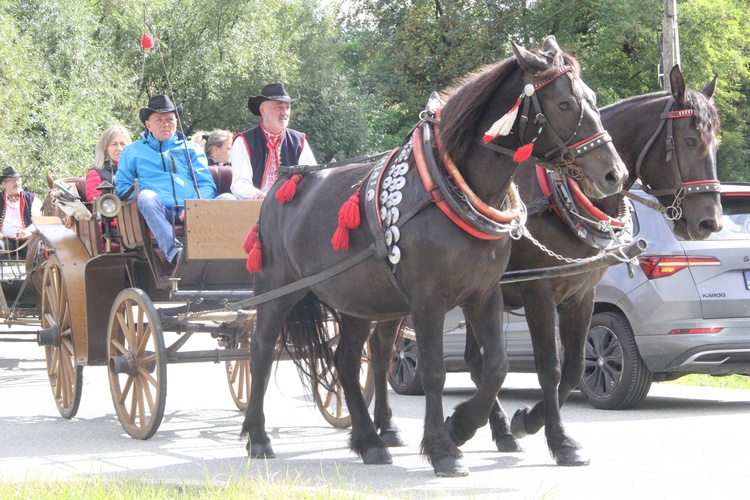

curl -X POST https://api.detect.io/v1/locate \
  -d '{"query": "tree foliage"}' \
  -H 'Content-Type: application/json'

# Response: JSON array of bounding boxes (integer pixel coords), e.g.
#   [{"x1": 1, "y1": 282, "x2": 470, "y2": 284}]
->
[{"x1": 1, "y1": 0, "x2": 749, "y2": 195}]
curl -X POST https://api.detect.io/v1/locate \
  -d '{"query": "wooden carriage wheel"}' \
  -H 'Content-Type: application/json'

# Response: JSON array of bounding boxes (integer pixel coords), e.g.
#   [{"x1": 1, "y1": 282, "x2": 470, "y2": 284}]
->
[
  {"x1": 40, "y1": 254, "x2": 83, "y2": 419},
  {"x1": 106, "y1": 288, "x2": 167, "y2": 440},
  {"x1": 225, "y1": 319, "x2": 253, "y2": 411},
  {"x1": 314, "y1": 315, "x2": 374, "y2": 428}
]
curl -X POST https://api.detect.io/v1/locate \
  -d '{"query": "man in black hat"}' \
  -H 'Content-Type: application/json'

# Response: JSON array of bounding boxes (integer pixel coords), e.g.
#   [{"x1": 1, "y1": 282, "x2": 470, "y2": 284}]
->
[
  {"x1": 116, "y1": 94, "x2": 217, "y2": 266},
  {"x1": 0, "y1": 166, "x2": 42, "y2": 252},
  {"x1": 230, "y1": 83, "x2": 316, "y2": 199}
]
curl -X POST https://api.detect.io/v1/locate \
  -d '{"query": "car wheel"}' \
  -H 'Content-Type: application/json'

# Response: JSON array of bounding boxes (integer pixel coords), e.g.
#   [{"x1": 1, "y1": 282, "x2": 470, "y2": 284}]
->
[
  {"x1": 388, "y1": 318, "x2": 425, "y2": 395},
  {"x1": 580, "y1": 311, "x2": 653, "y2": 410}
]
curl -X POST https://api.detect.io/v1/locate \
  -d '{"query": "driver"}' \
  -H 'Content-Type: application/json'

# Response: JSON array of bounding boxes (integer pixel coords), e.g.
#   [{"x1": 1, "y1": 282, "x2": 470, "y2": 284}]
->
[{"x1": 0, "y1": 166, "x2": 42, "y2": 254}]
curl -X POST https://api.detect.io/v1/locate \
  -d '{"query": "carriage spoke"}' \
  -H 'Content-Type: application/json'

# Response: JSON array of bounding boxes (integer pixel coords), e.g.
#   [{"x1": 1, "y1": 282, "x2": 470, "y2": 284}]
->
[
  {"x1": 138, "y1": 364, "x2": 158, "y2": 389},
  {"x1": 136, "y1": 325, "x2": 153, "y2": 355},
  {"x1": 119, "y1": 375, "x2": 134, "y2": 405},
  {"x1": 128, "y1": 378, "x2": 139, "y2": 426},
  {"x1": 111, "y1": 338, "x2": 128, "y2": 356},
  {"x1": 123, "y1": 300, "x2": 137, "y2": 348},
  {"x1": 136, "y1": 378, "x2": 148, "y2": 427}
]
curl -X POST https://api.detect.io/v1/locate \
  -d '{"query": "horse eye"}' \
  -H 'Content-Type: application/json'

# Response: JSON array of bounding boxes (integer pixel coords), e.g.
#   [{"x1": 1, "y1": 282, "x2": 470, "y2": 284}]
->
[
  {"x1": 685, "y1": 137, "x2": 697, "y2": 147},
  {"x1": 558, "y1": 102, "x2": 571, "y2": 111}
]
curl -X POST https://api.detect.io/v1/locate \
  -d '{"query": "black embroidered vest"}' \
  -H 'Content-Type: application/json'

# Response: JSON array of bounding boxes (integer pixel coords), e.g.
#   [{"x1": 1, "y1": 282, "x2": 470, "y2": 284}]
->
[
  {"x1": 237, "y1": 126, "x2": 305, "y2": 188},
  {"x1": 0, "y1": 191, "x2": 36, "y2": 232}
]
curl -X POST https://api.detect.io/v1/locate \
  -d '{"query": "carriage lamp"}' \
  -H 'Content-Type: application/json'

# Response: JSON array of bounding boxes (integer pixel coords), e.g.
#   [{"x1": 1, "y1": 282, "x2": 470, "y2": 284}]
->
[{"x1": 95, "y1": 193, "x2": 122, "y2": 219}]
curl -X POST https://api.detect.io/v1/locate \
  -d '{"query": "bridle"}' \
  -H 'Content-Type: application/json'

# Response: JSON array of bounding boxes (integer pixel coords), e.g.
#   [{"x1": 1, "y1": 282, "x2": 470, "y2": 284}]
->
[
  {"x1": 479, "y1": 65, "x2": 613, "y2": 179},
  {"x1": 622, "y1": 97, "x2": 721, "y2": 220}
]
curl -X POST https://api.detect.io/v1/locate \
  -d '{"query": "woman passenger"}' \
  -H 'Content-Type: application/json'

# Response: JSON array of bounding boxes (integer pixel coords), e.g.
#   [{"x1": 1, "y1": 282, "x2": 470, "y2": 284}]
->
[{"x1": 86, "y1": 125, "x2": 131, "y2": 201}]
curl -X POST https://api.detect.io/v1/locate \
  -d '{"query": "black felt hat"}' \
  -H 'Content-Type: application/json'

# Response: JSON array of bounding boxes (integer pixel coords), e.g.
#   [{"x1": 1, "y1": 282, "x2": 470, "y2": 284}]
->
[
  {"x1": 0, "y1": 167, "x2": 23, "y2": 182},
  {"x1": 247, "y1": 83, "x2": 299, "y2": 116},
  {"x1": 139, "y1": 94, "x2": 183, "y2": 124}
]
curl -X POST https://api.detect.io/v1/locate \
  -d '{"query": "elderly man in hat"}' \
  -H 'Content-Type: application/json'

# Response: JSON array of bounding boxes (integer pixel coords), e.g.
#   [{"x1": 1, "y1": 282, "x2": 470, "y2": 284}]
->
[
  {"x1": 115, "y1": 94, "x2": 217, "y2": 266},
  {"x1": 230, "y1": 83, "x2": 316, "y2": 200},
  {"x1": 0, "y1": 166, "x2": 42, "y2": 252}
]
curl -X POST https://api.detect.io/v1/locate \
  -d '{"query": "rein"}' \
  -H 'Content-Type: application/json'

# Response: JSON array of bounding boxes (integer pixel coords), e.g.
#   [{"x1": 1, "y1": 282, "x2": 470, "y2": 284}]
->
[
  {"x1": 624, "y1": 97, "x2": 721, "y2": 220},
  {"x1": 278, "y1": 151, "x2": 391, "y2": 177}
]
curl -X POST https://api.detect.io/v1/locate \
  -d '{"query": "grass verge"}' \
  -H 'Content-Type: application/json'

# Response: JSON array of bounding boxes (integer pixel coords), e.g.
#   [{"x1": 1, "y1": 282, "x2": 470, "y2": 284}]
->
[{"x1": 667, "y1": 373, "x2": 750, "y2": 389}]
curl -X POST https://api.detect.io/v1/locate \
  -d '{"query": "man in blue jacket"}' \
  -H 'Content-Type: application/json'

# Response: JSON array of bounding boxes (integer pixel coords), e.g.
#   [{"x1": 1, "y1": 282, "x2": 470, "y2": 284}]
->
[{"x1": 116, "y1": 94, "x2": 217, "y2": 265}]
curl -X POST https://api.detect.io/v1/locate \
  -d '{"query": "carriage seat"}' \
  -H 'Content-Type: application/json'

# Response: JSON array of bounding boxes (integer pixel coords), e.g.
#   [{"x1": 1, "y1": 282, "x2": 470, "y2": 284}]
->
[
  {"x1": 208, "y1": 165, "x2": 233, "y2": 195},
  {"x1": 75, "y1": 177, "x2": 89, "y2": 203},
  {"x1": 74, "y1": 165, "x2": 233, "y2": 201}
]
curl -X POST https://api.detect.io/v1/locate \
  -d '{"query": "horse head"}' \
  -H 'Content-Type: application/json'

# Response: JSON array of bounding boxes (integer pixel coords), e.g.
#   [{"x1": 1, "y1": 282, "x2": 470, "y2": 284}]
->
[{"x1": 633, "y1": 66, "x2": 722, "y2": 240}]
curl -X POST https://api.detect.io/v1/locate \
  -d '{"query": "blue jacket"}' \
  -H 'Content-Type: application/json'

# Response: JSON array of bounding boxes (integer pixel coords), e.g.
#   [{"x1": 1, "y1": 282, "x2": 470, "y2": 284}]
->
[{"x1": 116, "y1": 131, "x2": 216, "y2": 208}]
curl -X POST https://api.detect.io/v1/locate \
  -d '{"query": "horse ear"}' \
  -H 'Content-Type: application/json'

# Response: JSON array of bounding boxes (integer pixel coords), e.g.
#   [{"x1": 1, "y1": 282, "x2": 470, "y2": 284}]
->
[
  {"x1": 702, "y1": 74, "x2": 718, "y2": 100},
  {"x1": 510, "y1": 38, "x2": 548, "y2": 73},
  {"x1": 669, "y1": 65, "x2": 686, "y2": 104},
  {"x1": 541, "y1": 35, "x2": 565, "y2": 67}
]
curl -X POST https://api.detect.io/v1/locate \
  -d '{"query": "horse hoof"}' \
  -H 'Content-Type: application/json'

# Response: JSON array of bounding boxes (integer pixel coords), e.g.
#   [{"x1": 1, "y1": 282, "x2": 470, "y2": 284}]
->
[
  {"x1": 433, "y1": 457, "x2": 469, "y2": 477},
  {"x1": 380, "y1": 430, "x2": 406, "y2": 447},
  {"x1": 510, "y1": 409, "x2": 529, "y2": 439},
  {"x1": 495, "y1": 434, "x2": 523, "y2": 453},
  {"x1": 249, "y1": 443, "x2": 276, "y2": 459},
  {"x1": 362, "y1": 447, "x2": 392, "y2": 465},
  {"x1": 553, "y1": 447, "x2": 590, "y2": 467}
]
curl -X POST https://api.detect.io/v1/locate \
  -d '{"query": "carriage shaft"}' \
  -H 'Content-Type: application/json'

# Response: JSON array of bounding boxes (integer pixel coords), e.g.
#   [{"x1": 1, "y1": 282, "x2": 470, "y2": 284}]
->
[{"x1": 166, "y1": 348, "x2": 249, "y2": 364}]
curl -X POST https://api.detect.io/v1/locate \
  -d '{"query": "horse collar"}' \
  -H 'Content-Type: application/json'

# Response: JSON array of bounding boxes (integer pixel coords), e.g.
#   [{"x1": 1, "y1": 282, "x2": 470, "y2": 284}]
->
[
  {"x1": 413, "y1": 121, "x2": 524, "y2": 240},
  {"x1": 536, "y1": 165, "x2": 631, "y2": 250}
]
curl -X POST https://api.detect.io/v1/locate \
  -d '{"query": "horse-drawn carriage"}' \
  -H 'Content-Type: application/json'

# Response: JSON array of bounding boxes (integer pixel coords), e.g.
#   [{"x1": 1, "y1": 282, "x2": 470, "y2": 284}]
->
[
  {"x1": 15, "y1": 35, "x2": 722, "y2": 478},
  {"x1": 30, "y1": 165, "x2": 371, "y2": 439}
]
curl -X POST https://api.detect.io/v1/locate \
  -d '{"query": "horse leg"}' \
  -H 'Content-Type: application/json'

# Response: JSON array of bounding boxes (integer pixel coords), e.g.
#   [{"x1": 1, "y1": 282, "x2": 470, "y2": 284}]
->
[
  {"x1": 463, "y1": 326, "x2": 522, "y2": 453},
  {"x1": 242, "y1": 294, "x2": 302, "y2": 459},
  {"x1": 556, "y1": 292, "x2": 595, "y2": 406},
  {"x1": 336, "y1": 315, "x2": 392, "y2": 464},
  {"x1": 548, "y1": 294, "x2": 595, "y2": 464},
  {"x1": 370, "y1": 319, "x2": 405, "y2": 447},
  {"x1": 509, "y1": 287, "x2": 590, "y2": 466},
  {"x1": 440, "y1": 287, "x2": 507, "y2": 474},
  {"x1": 411, "y1": 305, "x2": 468, "y2": 477}
]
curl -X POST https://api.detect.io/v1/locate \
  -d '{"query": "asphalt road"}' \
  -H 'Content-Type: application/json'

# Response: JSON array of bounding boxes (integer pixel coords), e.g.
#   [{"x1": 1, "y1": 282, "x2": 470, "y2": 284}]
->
[{"x1": 1, "y1": 329, "x2": 749, "y2": 499}]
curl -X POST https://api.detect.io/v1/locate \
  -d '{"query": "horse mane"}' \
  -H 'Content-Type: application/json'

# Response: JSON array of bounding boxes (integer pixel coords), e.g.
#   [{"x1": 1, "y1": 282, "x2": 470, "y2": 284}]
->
[
  {"x1": 684, "y1": 88, "x2": 721, "y2": 155},
  {"x1": 438, "y1": 52, "x2": 581, "y2": 164}
]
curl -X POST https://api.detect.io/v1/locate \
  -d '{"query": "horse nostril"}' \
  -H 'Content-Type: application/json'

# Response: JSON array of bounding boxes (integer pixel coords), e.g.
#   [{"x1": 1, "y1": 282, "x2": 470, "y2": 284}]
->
[
  {"x1": 605, "y1": 170, "x2": 621, "y2": 187},
  {"x1": 699, "y1": 218, "x2": 721, "y2": 234}
]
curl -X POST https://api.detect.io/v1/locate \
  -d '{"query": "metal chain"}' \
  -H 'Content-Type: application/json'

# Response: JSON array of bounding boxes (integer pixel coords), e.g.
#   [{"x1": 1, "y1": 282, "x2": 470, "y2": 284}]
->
[{"x1": 519, "y1": 224, "x2": 634, "y2": 264}]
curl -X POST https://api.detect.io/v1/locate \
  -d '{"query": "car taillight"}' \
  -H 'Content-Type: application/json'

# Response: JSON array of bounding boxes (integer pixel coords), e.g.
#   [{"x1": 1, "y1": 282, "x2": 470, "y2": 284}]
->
[
  {"x1": 669, "y1": 327, "x2": 723, "y2": 335},
  {"x1": 638, "y1": 256, "x2": 721, "y2": 279}
]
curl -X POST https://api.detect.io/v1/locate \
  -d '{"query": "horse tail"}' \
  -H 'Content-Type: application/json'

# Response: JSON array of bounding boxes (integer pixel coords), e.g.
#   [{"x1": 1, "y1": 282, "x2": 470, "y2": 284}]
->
[{"x1": 279, "y1": 292, "x2": 339, "y2": 397}]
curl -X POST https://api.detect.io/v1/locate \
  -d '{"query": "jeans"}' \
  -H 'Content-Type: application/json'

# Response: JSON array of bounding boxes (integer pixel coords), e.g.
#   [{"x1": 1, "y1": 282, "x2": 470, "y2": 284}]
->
[{"x1": 137, "y1": 189, "x2": 182, "y2": 262}]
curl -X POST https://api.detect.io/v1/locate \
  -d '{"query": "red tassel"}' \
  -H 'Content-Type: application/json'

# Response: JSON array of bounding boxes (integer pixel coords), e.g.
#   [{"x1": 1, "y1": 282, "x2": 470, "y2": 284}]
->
[
  {"x1": 275, "y1": 174, "x2": 302, "y2": 204},
  {"x1": 338, "y1": 191, "x2": 361, "y2": 229},
  {"x1": 331, "y1": 225, "x2": 350, "y2": 252},
  {"x1": 243, "y1": 225, "x2": 259, "y2": 254},
  {"x1": 246, "y1": 241, "x2": 262, "y2": 273},
  {"x1": 513, "y1": 143, "x2": 534, "y2": 163}
]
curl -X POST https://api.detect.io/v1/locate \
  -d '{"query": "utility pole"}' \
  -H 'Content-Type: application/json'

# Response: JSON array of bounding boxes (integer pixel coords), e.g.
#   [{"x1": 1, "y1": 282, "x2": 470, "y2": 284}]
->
[{"x1": 662, "y1": 0, "x2": 681, "y2": 92}]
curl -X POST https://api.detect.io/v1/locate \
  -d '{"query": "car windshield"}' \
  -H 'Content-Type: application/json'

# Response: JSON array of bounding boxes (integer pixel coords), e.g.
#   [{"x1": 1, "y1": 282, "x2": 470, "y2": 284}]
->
[{"x1": 708, "y1": 193, "x2": 750, "y2": 240}]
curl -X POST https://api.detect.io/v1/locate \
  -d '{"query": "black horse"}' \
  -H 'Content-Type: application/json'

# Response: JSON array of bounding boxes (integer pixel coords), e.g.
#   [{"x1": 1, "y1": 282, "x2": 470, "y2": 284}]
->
[
  {"x1": 242, "y1": 36, "x2": 627, "y2": 477},
  {"x1": 369, "y1": 65, "x2": 722, "y2": 467},
  {"x1": 487, "y1": 65, "x2": 722, "y2": 463}
]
